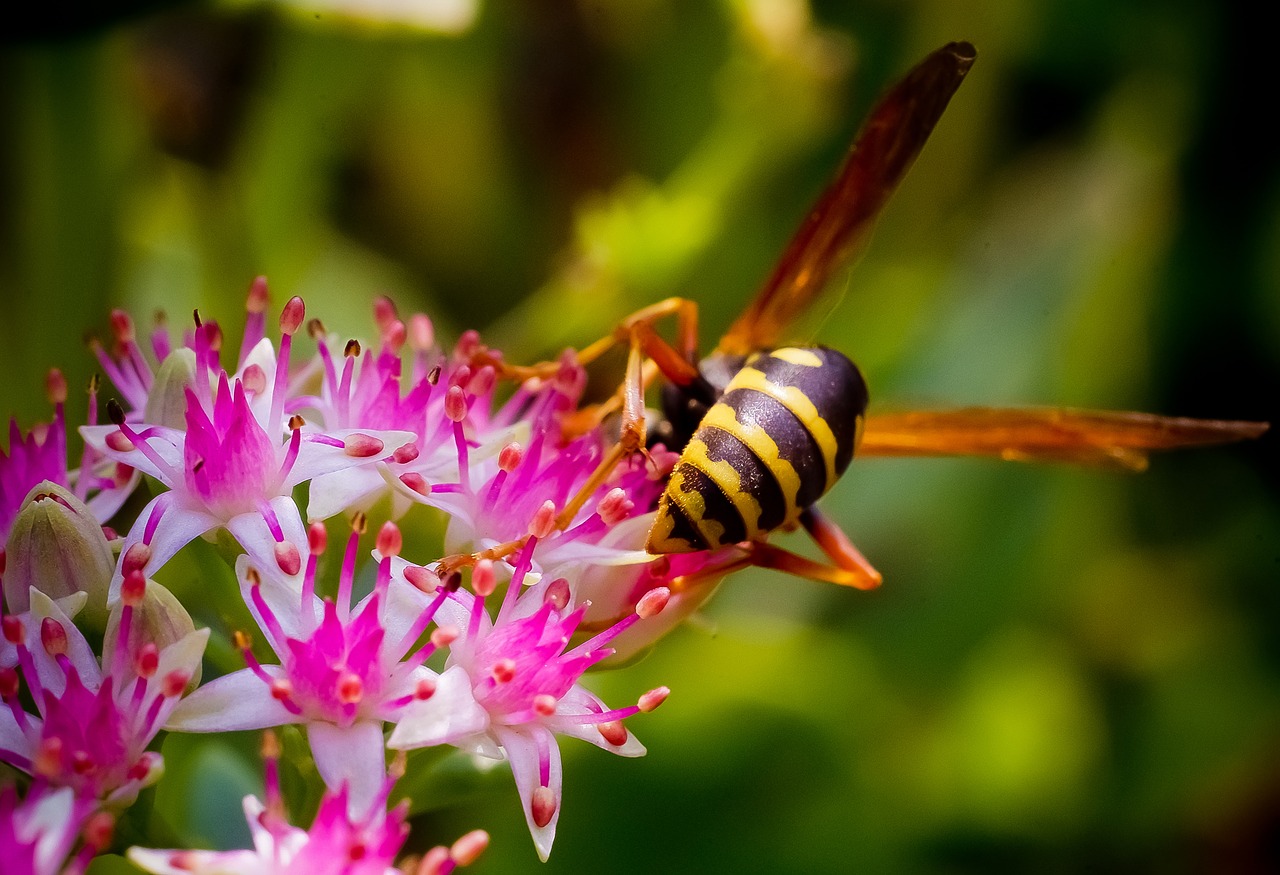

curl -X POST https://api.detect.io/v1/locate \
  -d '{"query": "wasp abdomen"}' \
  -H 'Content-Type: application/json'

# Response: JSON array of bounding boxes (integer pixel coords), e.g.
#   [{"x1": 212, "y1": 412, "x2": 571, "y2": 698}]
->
[{"x1": 647, "y1": 347, "x2": 868, "y2": 553}]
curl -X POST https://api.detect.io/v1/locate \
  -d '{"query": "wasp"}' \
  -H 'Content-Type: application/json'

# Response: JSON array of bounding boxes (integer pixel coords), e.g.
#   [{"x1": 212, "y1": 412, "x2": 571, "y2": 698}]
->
[{"x1": 452, "y1": 41, "x2": 1267, "y2": 588}]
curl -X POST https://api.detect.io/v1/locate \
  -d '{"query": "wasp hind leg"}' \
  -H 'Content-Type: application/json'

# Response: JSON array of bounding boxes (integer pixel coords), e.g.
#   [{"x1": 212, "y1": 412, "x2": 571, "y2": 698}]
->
[{"x1": 741, "y1": 507, "x2": 882, "y2": 590}]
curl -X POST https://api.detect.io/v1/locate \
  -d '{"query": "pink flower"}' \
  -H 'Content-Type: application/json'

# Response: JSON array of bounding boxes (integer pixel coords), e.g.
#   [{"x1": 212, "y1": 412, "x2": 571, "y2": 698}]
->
[
  {"x1": 83, "y1": 299, "x2": 413, "y2": 599},
  {"x1": 388, "y1": 541, "x2": 671, "y2": 860},
  {"x1": 0, "y1": 782, "x2": 107, "y2": 875},
  {"x1": 0, "y1": 371, "x2": 130, "y2": 546},
  {"x1": 165, "y1": 522, "x2": 444, "y2": 813},
  {"x1": 0, "y1": 588, "x2": 208, "y2": 807},
  {"x1": 300, "y1": 309, "x2": 530, "y2": 522},
  {"x1": 127, "y1": 734, "x2": 427, "y2": 875}
]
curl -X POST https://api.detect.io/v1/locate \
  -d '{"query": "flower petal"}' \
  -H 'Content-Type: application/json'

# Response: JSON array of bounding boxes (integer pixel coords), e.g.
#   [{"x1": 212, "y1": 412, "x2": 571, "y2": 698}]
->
[
  {"x1": 495, "y1": 723, "x2": 562, "y2": 862},
  {"x1": 307, "y1": 719, "x2": 388, "y2": 816},
  {"x1": 165, "y1": 666, "x2": 298, "y2": 732},
  {"x1": 387, "y1": 665, "x2": 489, "y2": 750}
]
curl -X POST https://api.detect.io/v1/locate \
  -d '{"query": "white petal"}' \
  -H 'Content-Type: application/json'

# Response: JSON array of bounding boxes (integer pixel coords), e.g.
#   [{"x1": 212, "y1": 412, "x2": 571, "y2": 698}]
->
[
  {"x1": 284, "y1": 428, "x2": 417, "y2": 488},
  {"x1": 27, "y1": 590, "x2": 101, "y2": 697},
  {"x1": 548, "y1": 688, "x2": 647, "y2": 757},
  {"x1": 307, "y1": 720, "x2": 387, "y2": 817},
  {"x1": 495, "y1": 724, "x2": 562, "y2": 862},
  {"x1": 226, "y1": 497, "x2": 308, "y2": 591},
  {"x1": 79, "y1": 424, "x2": 185, "y2": 485},
  {"x1": 83, "y1": 466, "x2": 143, "y2": 526},
  {"x1": 107, "y1": 497, "x2": 220, "y2": 604},
  {"x1": 306, "y1": 466, "x2": 384, "y2": 521},
  {"x1": 387, "y1": 665, "x2": 489, "y2": 749},
  {"x1": 165, "y1": 667, "x2": 297, "y2": 732}
]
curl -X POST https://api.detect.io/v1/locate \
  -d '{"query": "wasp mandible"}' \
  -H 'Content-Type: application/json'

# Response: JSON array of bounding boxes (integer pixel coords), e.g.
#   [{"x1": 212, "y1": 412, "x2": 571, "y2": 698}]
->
[{"x1": 453, "y1": 41, "x2": 1267, "y2": 588}]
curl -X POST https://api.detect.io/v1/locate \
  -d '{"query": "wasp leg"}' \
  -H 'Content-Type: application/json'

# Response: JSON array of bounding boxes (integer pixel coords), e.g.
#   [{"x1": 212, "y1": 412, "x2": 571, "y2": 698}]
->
[
  {"x1": 472, "y1": 297, "x2": 703, "y2": 387},
  {"x1": 436, "y1": 305, "x2": 707, "y2": 576},
  {"x1": 553, "y1": 325, "x2": 652, "y2": 529},
  {"x1": 798, "y1": 507, "x2": 883, "y2": 589},
  {"x1": 746, "y1": 538, "x2": 882, "y2": 590}
]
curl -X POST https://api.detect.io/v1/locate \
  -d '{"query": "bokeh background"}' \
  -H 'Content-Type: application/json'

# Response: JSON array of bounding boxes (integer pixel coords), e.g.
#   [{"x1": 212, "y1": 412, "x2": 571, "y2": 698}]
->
[{"x1": 3, "y1": 1, "x2": 1278, "y2": 872}]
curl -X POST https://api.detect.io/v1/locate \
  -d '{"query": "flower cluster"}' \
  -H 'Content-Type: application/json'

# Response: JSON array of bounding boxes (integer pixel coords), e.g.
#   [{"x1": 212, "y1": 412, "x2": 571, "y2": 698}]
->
[{"x1": 1, "y1": 281, "x2": 727, "y2": 872}]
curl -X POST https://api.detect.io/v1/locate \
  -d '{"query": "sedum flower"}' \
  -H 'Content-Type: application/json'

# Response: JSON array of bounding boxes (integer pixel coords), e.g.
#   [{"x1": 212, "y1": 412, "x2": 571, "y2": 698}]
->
[
  {"x1": 165, "y1": 521, "x2": 444, "y2": 813},
  {"x1": 128, "y1": 733, "x2": 428, "y2": 875},
  {"x1": 83, "y1": 298, "x2": 413, "y2": 599},
  {"x1": 389, "y1": 541, "x2": 671, "y2": 861},
  {"x1": 0, "y1": 586, "x2": 208, "y2": 807},
  {"x1": 0, "y1": 370, "x2": 132, "y2": 547},
  {"x1": 300, "y1": 305, "x2": 525, "y2": 522},
  {"x1": 0, "y1": 781, "x2": 109, "y2": 875}
]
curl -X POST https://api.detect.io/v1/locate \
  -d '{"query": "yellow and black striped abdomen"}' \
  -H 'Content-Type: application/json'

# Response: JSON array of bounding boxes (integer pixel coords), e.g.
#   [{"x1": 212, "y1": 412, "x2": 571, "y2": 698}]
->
[{"x1": 647, "y1": 347, "x2": 868, "y2": 553}]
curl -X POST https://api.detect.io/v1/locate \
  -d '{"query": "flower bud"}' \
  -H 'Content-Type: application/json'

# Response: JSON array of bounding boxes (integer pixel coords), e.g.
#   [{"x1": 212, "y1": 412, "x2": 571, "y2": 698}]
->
[
  {"x1": 3, "y1": 482, "x2": 113, "y2": 625},
  {"x1": 104, "y1": 580, "x2": 202, "y2": 691},
  {"x1": 144, "y1": 348, "x2": 198, "y2": 428}
]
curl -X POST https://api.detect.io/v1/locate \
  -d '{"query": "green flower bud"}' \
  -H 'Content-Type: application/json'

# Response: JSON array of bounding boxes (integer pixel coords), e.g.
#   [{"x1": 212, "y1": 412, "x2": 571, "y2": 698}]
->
[
  {"x1": 144, "y1": 347, "x2": 198, "y2": 428},
  {"x1": 105, "y1": 579, "x2": 202, "y2": 691},
  {"x1": 3, "y1": 481, "x2": 113, "y2": 625}
]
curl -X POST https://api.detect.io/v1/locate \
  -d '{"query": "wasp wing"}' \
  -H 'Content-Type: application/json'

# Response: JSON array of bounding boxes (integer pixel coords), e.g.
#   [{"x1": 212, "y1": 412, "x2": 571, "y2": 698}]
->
[
  {"x1": 716, "y1": 41, "x2": 977, "y2": 357},
  {"x1": 856, "y1": 408, "x2": 1268, "y2": 471}
]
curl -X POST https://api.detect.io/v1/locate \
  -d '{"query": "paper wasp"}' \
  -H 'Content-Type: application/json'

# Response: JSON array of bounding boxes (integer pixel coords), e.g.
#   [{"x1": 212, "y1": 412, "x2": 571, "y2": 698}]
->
[{"x1": 452, "y1": 41, "x2": 1267, "y2": 588}]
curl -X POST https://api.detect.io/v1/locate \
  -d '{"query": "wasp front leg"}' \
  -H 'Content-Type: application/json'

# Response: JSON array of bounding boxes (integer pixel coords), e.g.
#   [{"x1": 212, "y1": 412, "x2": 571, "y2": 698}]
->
[
  {"x1": 554, "y1": 299, "x2": 713, "y2": 527},
  {"x1": 437, "y1": 298, "x2": 710, "y2": 575}
]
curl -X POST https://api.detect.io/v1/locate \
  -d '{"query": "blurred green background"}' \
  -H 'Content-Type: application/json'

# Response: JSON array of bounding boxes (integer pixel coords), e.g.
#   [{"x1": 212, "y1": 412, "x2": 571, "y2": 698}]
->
[{"x1": 3, "y1": 0, "x2": 1278, "y2": 872}]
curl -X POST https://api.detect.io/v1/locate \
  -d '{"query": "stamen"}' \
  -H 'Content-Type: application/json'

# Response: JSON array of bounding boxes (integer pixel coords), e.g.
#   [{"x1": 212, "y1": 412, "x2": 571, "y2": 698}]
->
[
  {"x1": 431, "y1": 626, "x2": 459, "y2": 649},
  {"x1": 596, "y1": 487, "x2": 634, "y2": 526},
  {"x1": 597, "y1": 720, "x2": 628, "y2": 746},
  {"x1": 400, "y1": 473, "x2": 431, "y2": 496},
  {"x1": 451, "y1": 830, "x2": 490, "y2": 866},
  {"x1": 491, "y1": 658, "x2": 516, "y2": 684},
  {"x1": 638, "y1": 686, "x2": 670, "y2": 712},
  {"x1": 377, "y1": 521, "x2": 403, "y2": 558},
  {"x1": 404, "y1": 565, "x2": 441, "y2": 594},
  {"x1": 410, "y1": 314, "x2": 435, "y2": 350},
  {"x1": 40, "y1": 618, "x2": 69, "y2": 657},
  {"x1": 531, "y1": 785, "x2": 557, "y2": 828},
  {"x1": 543, "y1": 578, "x2": 570, "y2": 611},
  {"x1": 134, "y1": 643, "x2": 160, "y2": 679},
  {"x1": 472, "y1": 560, "x2": 496, "y2": 597},
  {"x1": 394, "y1": 442, "x2": 420, "y2": 464},
  {"x1": 274, "y1": 541, "x2": 302, "y2": 577},
  {"x1": 344, "y1": 433, "x2": 385, "y2": 458},
  {"x1": 279, "y1": 296, "x2": 305, "y2": 336},
  {"x1": 120, "y1": 569, "x2": 147, "y2": 606},
  {"x1": 635, "y1": 587, "x2": 671, "y2": 619},
  {"x1": 2, "y1": 615, "x2": 24, "y2": 645},
  {"x1": 162, "y1": 670, "x2": 190, "y2": 698},
  {"x1": 499, "y1": 443, "x2": 523, "y2": 475},
  {"x1": 528, "y1": 501, "x2": 557, "y2": 539},
  {"x1": 308, "y1": 521, "x2": 328, "y2": 556},
  {"x1": 241, "y1": 364, "x2": 268, "y2": 396}
]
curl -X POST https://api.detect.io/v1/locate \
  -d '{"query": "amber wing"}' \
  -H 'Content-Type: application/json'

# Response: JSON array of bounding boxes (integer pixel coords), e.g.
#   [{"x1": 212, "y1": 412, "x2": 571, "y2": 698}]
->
[
  {"x1": 716, "y1": 41, "x2": 977, "y2": 358},
  {"x1": 857, "y1": 408, "x2": 1269, "y2": 471}
]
